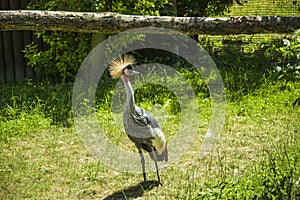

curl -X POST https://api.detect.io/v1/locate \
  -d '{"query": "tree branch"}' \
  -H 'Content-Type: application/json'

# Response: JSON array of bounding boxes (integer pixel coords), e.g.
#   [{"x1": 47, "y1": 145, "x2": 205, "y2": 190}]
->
[{"x1": 0, "y1": 10, "x2": 300, "y2": 35}]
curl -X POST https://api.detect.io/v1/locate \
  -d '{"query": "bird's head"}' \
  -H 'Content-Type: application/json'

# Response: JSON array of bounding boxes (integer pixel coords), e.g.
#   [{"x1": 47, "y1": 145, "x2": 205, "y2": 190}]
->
[
  {"x1": 123, "y1": 64, "x2": 140, "y2": 76},
  {"x1": 109, "y1": 54, "x2": 139, "y2": 79}
]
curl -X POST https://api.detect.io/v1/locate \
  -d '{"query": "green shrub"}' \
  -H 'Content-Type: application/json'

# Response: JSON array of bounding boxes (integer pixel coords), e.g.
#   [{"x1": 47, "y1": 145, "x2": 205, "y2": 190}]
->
[
  {"x1": 265, "y1": 30, "x2": 300, "y2": 84},
  {"x1": 23, "y1": 31, "x2": 91, "y2": 84}
]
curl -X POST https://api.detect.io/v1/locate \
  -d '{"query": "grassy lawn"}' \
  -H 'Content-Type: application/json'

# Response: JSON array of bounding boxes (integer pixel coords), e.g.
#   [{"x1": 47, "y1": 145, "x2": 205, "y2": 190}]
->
[{"x1": 0, "y1": 80, "x2": 299, "y2": 199}]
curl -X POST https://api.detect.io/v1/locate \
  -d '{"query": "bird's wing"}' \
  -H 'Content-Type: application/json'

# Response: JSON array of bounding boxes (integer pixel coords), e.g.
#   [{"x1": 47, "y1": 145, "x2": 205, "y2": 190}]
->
[
  {"x1": 124, "y1": 106, "x2": 167, "y2": 161},
  {"x1": 123, "y1": 105, "x2": 159, "y2": 139},
  {"x1": 133, "y1": 106, "x2": 160, "y2": 128}
]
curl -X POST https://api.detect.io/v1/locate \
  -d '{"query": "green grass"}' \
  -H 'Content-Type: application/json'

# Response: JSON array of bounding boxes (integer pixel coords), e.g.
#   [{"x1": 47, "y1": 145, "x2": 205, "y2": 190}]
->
[{"x1": 0, "y1": 80, "x2": 299, "y2": 199}]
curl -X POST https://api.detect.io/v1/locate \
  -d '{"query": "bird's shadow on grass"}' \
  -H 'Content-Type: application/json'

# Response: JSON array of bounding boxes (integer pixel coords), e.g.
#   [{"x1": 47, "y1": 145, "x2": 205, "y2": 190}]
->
[{"x1": 103, "y1": 180, "x2": 159, "y2": 200}]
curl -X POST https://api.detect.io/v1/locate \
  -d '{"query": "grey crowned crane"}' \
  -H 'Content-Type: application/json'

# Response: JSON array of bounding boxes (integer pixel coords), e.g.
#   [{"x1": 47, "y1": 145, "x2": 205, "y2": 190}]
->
[{"x1": 109, "y1": 55, "x2": 168, "y2": 185}]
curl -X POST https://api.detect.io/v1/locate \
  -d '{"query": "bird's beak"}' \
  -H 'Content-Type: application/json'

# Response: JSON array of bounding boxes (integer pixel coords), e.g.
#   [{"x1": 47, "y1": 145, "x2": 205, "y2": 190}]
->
[{"x1": 132, "y1": 70, "x2": 140, "y2": 75}]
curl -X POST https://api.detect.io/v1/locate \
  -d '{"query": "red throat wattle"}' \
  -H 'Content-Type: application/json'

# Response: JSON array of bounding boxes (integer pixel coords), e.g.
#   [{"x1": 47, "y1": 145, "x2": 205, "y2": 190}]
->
[{"x1": 125, "y1": 76, "x2": 129, "y2": 83}]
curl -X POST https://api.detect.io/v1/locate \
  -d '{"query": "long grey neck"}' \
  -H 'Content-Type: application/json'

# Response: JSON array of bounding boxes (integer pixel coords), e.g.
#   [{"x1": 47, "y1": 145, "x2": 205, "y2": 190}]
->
[{"x1": 121, "y1": 76, "x2": 135, "y2": 113}]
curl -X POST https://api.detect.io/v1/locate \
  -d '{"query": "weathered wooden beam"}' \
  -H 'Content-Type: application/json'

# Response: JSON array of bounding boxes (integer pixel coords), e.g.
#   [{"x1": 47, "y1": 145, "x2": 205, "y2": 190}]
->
[{"x1": 0, "y1": 10, "x2": 300, "y2": 35}]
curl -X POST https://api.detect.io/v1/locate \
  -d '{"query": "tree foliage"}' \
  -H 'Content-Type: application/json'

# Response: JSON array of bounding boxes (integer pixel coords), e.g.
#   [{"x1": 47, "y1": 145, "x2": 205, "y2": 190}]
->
[
  {"x1": 172, "y1": 0, "x2": 243, "y2": 17},
  {"x1": 91, "y1": 0, "x2": 168, "y2": 15}
]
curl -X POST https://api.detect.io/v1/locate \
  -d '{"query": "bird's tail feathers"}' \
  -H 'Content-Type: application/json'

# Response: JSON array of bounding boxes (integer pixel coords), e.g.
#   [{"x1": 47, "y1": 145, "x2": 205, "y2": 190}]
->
[
  {"x1": 158, "y1": 144, "x2": 168, "y2": 161},
  {"x1": 151, "y1": 144, "x2": 168, "y2": 162}
]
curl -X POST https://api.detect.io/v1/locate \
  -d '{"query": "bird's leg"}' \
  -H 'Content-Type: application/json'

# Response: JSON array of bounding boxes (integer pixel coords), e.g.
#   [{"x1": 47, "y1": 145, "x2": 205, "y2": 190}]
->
[
  {"x1": 154, "y1": 152, "x2": 163, "y2": 186},
  {"x1": 138, "y1": 148, "x2": 147, "y2": 182},
  {"x1": 154, "y1": 160, "x2": 163, "y2": 185}
]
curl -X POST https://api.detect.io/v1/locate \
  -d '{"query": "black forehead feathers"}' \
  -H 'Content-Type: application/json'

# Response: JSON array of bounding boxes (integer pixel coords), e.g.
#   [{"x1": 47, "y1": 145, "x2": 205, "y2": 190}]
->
[{"x1": 126, "y1": 65, "x2": 134, "y2": 70}]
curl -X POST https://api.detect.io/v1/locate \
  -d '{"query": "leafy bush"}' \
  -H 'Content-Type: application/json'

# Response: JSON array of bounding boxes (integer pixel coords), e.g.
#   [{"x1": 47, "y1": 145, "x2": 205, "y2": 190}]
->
[
  {"x1": 265, "y1": 31, "x2": 300, "y2": 84},
  {"x1": 23, "y1": 31, "x2": 91, "y2": 84},
  {"x1": 264, "y1": 30, "x2": 300, "y2": 107}
]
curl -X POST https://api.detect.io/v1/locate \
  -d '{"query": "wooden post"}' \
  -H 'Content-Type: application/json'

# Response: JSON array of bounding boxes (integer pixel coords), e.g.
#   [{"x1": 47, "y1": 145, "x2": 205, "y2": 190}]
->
[
  {"x1": 1, "y1": 0, "x2": 14, "y2": 82},
  {"x1": 0, "y1": 30, "x2": 5, "y2": 82},
  {"x1": 11, "y1": 0, "x2": 25, "y2": 81}
]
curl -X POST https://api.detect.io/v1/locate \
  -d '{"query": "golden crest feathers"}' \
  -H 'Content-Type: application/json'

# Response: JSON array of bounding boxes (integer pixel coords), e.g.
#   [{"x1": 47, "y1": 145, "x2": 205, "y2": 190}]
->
[{"x1": 109, "y1": 54, "x2": 135, "y2": 79}]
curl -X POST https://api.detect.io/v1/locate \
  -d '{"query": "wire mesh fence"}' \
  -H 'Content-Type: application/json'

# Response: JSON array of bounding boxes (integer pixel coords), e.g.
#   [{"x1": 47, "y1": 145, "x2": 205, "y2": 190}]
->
[
  {"x1": 226, "y1": 0, "x2": 300, "y2": 17},
  {"x1": 203, "y1": 0, "x2": 300, "y2": 91}
]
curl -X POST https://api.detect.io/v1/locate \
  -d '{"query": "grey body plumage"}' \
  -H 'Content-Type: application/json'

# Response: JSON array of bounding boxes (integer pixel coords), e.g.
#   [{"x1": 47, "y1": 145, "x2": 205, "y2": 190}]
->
[
  {"x1": 109, "y1": 55, "x2": 167, "y2": 185},
  {"x1": 122, "y1": 85, "x2": 167, "y2": 162}
]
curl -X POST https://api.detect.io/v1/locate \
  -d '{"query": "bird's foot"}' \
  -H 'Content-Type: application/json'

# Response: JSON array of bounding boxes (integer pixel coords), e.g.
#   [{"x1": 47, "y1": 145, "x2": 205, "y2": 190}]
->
[{"x1": 157, "y1": 181, "x2": 163, "y2": 186}]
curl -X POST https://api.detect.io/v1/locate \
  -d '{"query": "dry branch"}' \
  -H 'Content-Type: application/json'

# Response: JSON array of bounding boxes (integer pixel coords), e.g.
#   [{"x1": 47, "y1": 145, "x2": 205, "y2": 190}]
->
[{"x1": 0, "y1": 10, "x2": 300, "y2": 35}]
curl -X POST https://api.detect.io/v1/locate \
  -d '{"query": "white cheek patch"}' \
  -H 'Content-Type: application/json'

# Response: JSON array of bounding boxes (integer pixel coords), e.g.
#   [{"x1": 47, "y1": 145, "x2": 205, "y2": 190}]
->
[{"x1": 123, "y1": 69, "x2": 129, "y2": 75}]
